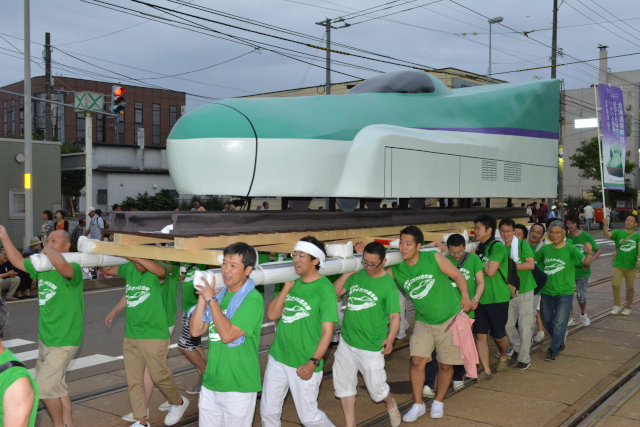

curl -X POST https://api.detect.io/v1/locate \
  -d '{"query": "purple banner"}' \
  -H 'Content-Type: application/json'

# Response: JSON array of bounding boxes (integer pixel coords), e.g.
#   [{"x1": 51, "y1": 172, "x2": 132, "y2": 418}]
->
[{"x1": 598, "y1": 84, "x2": 627, "y2": 191}]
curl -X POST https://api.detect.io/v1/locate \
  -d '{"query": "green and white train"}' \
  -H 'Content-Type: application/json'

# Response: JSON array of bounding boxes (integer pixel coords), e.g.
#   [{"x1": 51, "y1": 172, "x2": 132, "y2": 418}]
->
[{"x1": 167, "y1": 71, "x2": 559, "y2": 209}]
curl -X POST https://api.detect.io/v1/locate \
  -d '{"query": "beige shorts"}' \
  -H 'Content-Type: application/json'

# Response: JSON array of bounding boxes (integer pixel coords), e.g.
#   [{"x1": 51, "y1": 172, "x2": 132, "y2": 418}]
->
[
  {"x1": 35, "y1": 341, "x2": 79, "y2": 399},
  {"x1": 410, "y1": 319, "x2": 463, "y2": 365}
]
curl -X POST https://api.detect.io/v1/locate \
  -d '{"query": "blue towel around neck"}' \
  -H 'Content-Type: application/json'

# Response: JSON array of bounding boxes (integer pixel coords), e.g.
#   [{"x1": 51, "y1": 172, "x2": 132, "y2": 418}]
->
[{"x1": 196, "y1": 278, "x2": 256, "y2": 348}]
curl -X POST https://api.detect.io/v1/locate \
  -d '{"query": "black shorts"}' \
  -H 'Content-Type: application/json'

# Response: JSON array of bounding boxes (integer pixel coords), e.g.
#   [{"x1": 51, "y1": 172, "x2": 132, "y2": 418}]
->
[{"x1": 473, "y1": 302, "x2": 509, "y2": 339}]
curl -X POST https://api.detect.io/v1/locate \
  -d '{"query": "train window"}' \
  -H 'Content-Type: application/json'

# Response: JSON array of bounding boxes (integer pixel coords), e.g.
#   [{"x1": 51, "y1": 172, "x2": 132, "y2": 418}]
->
[{"x1": 347, "y1": 70, "x2": 435, "y2": 94}]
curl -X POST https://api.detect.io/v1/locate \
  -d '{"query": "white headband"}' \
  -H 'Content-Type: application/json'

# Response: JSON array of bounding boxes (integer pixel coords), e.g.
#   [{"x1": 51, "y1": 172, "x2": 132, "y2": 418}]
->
[{"x1": 294, "y1": 241, "x2": 326, "y2": 268}]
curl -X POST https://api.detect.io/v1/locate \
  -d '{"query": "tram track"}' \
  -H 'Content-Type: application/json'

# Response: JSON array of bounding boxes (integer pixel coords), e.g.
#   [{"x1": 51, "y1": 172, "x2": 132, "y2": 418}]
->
[{"x1": 43, "y1": 271, "x2": 620, "y2": 425}]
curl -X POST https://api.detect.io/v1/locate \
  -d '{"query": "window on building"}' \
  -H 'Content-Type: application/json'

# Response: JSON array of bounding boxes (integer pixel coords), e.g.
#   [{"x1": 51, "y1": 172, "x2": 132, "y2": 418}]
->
[
  {"x1": 152, "y1": 103, "x2": 160, "y2": 146},
  {"x1": 134, "y1": 101, "x2": 143, "y2": 145},
  {"x1": 2, "y1": 101, "x2": 6, "y2": 137},
  {"x1": 9, "y1": 190, "x2": 25, "y2": 219},
  {"x1": 19, "y1": 98, "x2": 24, "y2": 136},
  {"x1": 11, "y1": 99, "x2": 16, "y2": 135},
  {"x1": 97, "y1": 189, "x2": 108, "y2": 204},
  {"x1": 169, "y1": 105, "x2": 177, "y2": 130},
  {"x1": 76, "y1": 113, "x2": 85, "y2": 143},
  {"x1": 96, "y1": 113, "x2": 105, "y2": 143}
]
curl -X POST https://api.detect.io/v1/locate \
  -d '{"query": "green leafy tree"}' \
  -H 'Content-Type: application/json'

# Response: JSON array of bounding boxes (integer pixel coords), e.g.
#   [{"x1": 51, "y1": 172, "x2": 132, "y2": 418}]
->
[{"x1": 569, "y1": 137, "x2": 637, "y2": 203}]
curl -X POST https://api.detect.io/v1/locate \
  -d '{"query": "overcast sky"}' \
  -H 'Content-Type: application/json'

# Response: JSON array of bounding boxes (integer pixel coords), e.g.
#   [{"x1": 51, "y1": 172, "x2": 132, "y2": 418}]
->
[{"x1": 2, "y1": 0, "x2": 639, "y2": 111}]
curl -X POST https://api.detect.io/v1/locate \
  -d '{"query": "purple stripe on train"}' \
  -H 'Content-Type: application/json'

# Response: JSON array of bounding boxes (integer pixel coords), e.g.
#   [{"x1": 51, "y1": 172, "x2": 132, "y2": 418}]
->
[{"x1": 417, "y1": 127, "x2": 558, "y2": 140}]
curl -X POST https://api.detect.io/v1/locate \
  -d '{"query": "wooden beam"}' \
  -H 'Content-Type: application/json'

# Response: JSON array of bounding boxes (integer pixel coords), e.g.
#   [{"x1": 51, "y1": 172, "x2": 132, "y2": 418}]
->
[
  {"x1": 114, "y1": 233, "x2": 173, "y2": 246},
  {"x1": 86, "y1": 240, "x2": 223, "y2": 265}
]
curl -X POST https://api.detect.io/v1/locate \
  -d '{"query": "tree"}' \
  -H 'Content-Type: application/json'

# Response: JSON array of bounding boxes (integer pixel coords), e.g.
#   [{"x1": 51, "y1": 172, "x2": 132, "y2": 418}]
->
[{"x1": 569, "y1": 137, "x2": 637, "y2": 203}]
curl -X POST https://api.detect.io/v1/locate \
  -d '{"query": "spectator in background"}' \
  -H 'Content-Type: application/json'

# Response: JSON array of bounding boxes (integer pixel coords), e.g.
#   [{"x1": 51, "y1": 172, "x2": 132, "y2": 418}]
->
[
  {"x1": 191, "y1": 202, "x2": 200, "y2": 211},
  {"x1": 70, "y1": 219, "x2": 85, "y2": 250},
  {"x1": 54, "y1": 210, "x2": 69, "y2": 232},
  {"x1": 109, "y1": 204, "x2": 122, "y2": 227},
  {"x1": 39, "y1": 210, "x2": 55, "y2": 243},
  {"x1": 0, "y1": 250, "x2": 20, "y2": 301},
  {"x1": 85, "y1": 207, "x2": 105, "y2": 241},
  {"x1": 583, "y1": 204, "x2": 595, "y2": 231},
  {"x1": 22, "y1": 237, "x2": 43, "y2": 257}
]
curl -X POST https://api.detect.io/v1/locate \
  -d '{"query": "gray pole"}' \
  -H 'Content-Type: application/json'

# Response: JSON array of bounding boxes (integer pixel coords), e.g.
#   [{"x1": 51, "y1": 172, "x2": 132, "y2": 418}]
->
[
  {"x1": 44, "y1": 32, "x2": 52, "y2": 140},
  {"x1": 85, "y1": 112, "x2": 93, "y2": 223},
  {"x1": 488, "y1": 22, "x2": 492, "y2": 79},
  {"x1": 551, "y1": 0, "x2": 558, "y2": 79},
  {"x1": 325, "y1": 19, "x2": 331, "y2": 95},
  {"x1": 24, "y1": 0, "x2": 33, "y2": 248}
]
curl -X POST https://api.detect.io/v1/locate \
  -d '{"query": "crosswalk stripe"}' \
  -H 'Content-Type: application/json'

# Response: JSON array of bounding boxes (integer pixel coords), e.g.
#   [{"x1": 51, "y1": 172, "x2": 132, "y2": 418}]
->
[
  {"x1": 3, "y1": 339, "x2": 35, "y2": 349},
  {"x1": 13, "y1": 349, "x2": 39, "y2": 362},
  {"x1": 67, "y1": 354, "x2": 121, "y2": 371}
]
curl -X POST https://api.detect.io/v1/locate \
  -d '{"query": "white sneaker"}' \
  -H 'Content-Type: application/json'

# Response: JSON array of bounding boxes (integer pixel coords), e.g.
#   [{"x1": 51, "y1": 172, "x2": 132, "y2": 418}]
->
[
  {"x1": 396, "y1": 331, "x2": 407, "y2": 340},
  {"x1": 130, "y1": 422, "x2": 149, "y2": 427},
  {"x1": 611, "y1": 306, "x2": 622, "y2": 315},
  {"x1": 533, "y1": 330, "x2": 546, "y2": 343},
  {"x1": 164, "y1": 396, "x2": 189, "y2": 426},
  {"x1": 122, "y1": 409, "x2": 149, "y2": 422},
  {"x1": 452, "y1": 380, "x2": 464, "y2": 391},
  {"x1": 622, "y1": 307, "x2": 632, "y2": 316},
  {"x1": 158, "y1": 400, "x2": 171, "y2": 411},
  {"x1": 430, "y1": 400, "x2": 444, "y2": 419},
  {"x1": 581, "y1": 313, "x2": 591, "y2": 326},
  {"x1": 567, "y1": 317, "x2": 576, "y2": 326},
  {"x1": 422, "y1": 385, "x2": 435, "y2": 398},
  {"x1": 403, "y1": 403, "x2": 426, "y2": 422}
]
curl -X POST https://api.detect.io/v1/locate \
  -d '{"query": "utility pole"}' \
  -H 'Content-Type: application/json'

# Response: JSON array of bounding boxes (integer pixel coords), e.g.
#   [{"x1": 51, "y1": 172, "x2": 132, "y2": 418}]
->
[
  {"x1": 44, "y1": 32, "x2": 52, "y2": 140},
  {"x1": 316, "y1": 18, "x2": 349, "y2": 95},
  {"x1": 551, "y1": 0, "x2": 558, "y2": 79},
  {"x1": 24, "y1": 0, "x2": 33, "y2": 248}
]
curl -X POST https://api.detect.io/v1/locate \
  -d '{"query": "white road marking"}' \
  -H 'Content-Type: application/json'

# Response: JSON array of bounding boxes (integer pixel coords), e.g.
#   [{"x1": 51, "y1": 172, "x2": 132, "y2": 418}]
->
[
  {"x1": 13, "y1": 349, "x2": 39, "y2": 362},
  {"x1": 3, "y1": 338, "x2": 35, "y2": 348},
  {"x1": 67, "y1": 354, "x2": 121, "y2": 371}
]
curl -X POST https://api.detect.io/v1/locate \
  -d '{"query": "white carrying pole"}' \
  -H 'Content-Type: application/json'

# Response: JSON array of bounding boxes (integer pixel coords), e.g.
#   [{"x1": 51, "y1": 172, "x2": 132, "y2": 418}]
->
[{"x1": 594, "y1": 84, "x2": 607, "y2": 219}]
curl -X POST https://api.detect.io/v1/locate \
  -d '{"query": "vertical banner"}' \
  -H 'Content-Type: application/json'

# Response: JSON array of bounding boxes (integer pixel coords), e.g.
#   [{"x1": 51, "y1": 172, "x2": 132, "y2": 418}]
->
[{"x1": 598, "y1": 84, "x2": 627, "y2": 191}]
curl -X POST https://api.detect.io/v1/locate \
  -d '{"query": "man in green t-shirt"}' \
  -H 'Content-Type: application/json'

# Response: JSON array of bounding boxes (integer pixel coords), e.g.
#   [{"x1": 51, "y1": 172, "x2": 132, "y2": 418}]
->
[
  {"x1": 261, "y1": 236, "x2": 338, "y2": 427},
  {"x1": 499, "y1": 219, "x2": 535, "y2": 370},
  {"x1": 178, "y1": 263, "x2": 209, "y2": 395},
  {"x1": 0, "y1": 297, "x2": 38, "y2": 426},
  {"x1": 0, "y1": 226, "x2": 82, "y2": 427},
  {"x1": 190, "y1": 242, "x2": 264, "y2": 426},
  {"x1": 103, "y1": 258, "x2": 189, "y2": 427},
  {"x1": 387, "y1": 226, "x2": 471, "y2": 422},
  {"x1": 332, "y1": 242, "x2": 402, "y2": 427},
  {"x1": 473, "y1": 214, "x2": 511, "y2": 378},
  {"x1": 603, "y1": 215, "x2": 640, "y2": 315},
  {"x1": 535, "y1": 221, "x2": 592, "y2": 361},
  {"x1": 566, "y1": 214, "x2": 601, "y2": 325}
]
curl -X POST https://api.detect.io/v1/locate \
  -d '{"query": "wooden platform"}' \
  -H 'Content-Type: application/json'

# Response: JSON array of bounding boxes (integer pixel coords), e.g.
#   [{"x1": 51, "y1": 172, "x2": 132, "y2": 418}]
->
[{"x1": 88, "y1": 207, "x2": 527, "y2": 265}]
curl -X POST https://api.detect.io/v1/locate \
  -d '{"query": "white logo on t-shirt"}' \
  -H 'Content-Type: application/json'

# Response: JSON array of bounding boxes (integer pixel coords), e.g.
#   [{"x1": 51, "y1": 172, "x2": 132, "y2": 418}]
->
[
  {"x1": 347, "y1": 285, "x2": 378, "y2": 311},
  {"x1": 404, "y1": 274, "x2": 435, "y2": 300},
  {"x1": 126, "y1": 284, "x2": 151, "y2": 307},
  {"x1": 38, "y1": 280, "x2": 57, "y2": 306},
  {"x1": 543, "y1": 258, "x2": 566, "y2": 275},
  {"x1": 281, "y1": 295, "x2": 311, "y2": 323},
  {"x1": 620, "y1": 240, "x2": 636, "y2": 252}
]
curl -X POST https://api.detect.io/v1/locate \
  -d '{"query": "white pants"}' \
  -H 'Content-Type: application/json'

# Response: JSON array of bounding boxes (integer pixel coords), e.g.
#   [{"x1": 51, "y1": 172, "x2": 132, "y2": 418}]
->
[
  {"x1": 199, "y1": 386, "x2": 257, "y2": 427},
  {"x1": 333, "y1": 337, "x2": 389, "y2": 402},
  {"x1": 260, "y1": 355, "x2": 335, "y2": 427}
]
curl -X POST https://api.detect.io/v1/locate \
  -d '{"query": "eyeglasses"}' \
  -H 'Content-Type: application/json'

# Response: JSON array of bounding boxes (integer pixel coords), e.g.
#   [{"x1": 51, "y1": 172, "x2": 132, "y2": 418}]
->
[
  {"x1": 291, "y1": 252, "x2": 310, "y2": 260},
  {"x1": 362, "y1": 259, "x2": 383, "y2": 269}
]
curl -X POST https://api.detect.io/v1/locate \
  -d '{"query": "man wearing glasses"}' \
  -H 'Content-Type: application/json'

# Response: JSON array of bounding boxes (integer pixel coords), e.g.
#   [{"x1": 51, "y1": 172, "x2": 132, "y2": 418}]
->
[
  {"x1": 331, "y1": 241, "x2": 402, "y2": 427},
  {"x1": 261, "y1": 236, "x2": 338, "y2": 427}
]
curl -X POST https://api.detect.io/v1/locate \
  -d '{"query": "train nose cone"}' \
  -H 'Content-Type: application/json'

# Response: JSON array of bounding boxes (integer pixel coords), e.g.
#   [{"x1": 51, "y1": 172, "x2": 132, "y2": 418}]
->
[{"x1": 167, "y1": 103, "x2": 257, "y2": 196}]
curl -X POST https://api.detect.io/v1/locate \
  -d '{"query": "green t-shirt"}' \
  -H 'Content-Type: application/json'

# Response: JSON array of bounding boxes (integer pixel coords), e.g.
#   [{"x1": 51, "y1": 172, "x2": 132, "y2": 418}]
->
[
  {"x1": 181, "y1": 264, "x2": 208, "y2": 313},
  {"x1": 119, "y1": 262, "x2": 169, "y2": 339},
  {"x1": 534, "y1": 243, "x2": 584, "y2": 296},
  {"x1": 505, "y1": 239, "x2": 536, "y2": 294},
  {"x1": 341, "y1": 270, "x2": 400, "y2": 351},
  {"x1": 202, "y1": 289, "x2": 264, "y2": 392},
  {"x1": 477, "y1": 241, "x2": 511, "y2": 304},
  {"x1": 0, "y1": 348, "x2": 38, "y2": 426},
  {"x1": 165, "y1": 262, "x2": 181, "y2": 327},
  {"x1": 24, "y1": 259, "x2": 84, "y2": 347},
  {"x1": 567, "y1": 231, "x2": 599, "y2": 278},
  {"x1": 391, "y1": 251, "x2": 460, "y2": 325},
  {"x1": 446, "y1": 253, "x2": 483, "y2": 318},
  {"x1": 269, "y1": 277, "x2": 338, "y2": 371},
  {"x1": 611, "y1": 230, "x2": 640, "y2": 269}
]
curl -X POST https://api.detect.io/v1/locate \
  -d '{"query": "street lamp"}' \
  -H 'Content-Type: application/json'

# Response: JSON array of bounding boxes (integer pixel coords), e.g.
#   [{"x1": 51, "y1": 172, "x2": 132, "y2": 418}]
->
[{"x1": 488, "y1": 16, "x2": 503, "y2": 81}]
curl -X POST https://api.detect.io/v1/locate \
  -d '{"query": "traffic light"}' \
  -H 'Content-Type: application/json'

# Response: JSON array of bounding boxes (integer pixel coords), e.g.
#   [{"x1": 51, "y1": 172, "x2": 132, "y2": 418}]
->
[{"x1": 111, "y1": 85, "x2": 126, "y2": 115}]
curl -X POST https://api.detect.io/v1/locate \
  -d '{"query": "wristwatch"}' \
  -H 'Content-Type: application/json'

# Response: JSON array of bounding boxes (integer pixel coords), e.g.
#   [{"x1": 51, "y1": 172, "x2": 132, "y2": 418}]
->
[
  {"x1": 310, "y1": 358, "x2": 320, "y2": 366},
  {"x1": 207, "y1": 296, "x2": 217, "y2": 305}
]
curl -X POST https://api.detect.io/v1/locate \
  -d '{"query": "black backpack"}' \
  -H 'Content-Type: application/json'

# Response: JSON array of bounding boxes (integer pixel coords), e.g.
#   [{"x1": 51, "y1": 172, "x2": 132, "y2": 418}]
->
[{"x1": 488, "y1": 240, "x2": 521, "y2": 297}]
